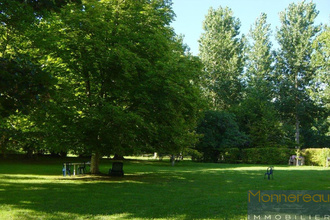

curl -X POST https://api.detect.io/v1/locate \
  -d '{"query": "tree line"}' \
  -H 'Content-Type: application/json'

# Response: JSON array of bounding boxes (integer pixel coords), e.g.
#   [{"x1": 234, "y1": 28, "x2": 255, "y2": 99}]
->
[
  {"x1": 197, "y1": 1, "x2": 329, "y2": 162},
  {"x1": 0, "y1": 0, "x2": 329, "y2": 169}
]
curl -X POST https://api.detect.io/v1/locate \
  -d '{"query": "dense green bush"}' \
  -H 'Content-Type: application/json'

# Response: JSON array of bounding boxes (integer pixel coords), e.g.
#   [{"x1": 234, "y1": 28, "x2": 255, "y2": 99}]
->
[
  {"x1": 219, "y1": 148, "x2": 241, "y2": 163},
  {"x1": 192, "y1": 147, "x2": 294, "y2": 164},
  {"x1": 303, "y1": 148, "x2": 330, "y2": 166},
  {"x1": 195, "y1": 110, "x2": 248, "y2": 162},
  {"x1": 242, "y1": 147, "x2": 294, "y2": 164},
  {"x1": 193, "y1": 147, "x2": 330, "y2": 166},
  {"x1": 187, "y1": 148, "x2": 203, "y2": 161}
]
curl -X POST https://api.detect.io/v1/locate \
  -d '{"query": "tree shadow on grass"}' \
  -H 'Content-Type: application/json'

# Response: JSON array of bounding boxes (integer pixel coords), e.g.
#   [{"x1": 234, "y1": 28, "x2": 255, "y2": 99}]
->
[
  {"x1": 0, "y1": 165, "x2": 329, "y2": 219},
  {"x1": 0, "y1": 169, "x2": 250, "y2": 219}
]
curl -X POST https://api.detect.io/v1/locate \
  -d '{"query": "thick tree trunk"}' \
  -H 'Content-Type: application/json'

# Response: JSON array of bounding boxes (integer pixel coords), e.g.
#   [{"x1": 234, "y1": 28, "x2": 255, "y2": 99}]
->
[
  {"x1": 90, "y1": 151, "x2": 100, "y2": 174},
  {"x1": 171, "y1": 155, "x2": 175, "y2": 166}
]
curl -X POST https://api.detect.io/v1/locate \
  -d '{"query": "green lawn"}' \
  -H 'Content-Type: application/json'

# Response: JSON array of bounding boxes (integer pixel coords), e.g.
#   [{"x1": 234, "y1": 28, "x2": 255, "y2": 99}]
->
[{"x1": 0, "y1": 157, "x2": 329, "y2": 220}]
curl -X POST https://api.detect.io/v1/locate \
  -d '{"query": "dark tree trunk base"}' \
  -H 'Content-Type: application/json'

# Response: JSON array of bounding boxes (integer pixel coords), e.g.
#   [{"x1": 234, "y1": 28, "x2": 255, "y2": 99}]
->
[{"x1": 113, "y1": 154, "x2": 124, "y2": 160}]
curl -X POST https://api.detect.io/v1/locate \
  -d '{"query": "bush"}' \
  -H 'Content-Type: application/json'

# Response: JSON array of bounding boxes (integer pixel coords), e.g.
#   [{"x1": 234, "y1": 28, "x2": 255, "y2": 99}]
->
[
  {"x1": 195, "y1": 110, "x2": 248, "y2": 163},
  {"x1": 219, "y1": 148, "x2": 241, "y2": 163},
  {"x1": 242, "y1": 147, "x2": 294, "y2": 164},
  {"x1": 187, "y1": 148, "x2": 203, "y2": 161},
  {"x1": 303, "y1": 148, "x2": 330, "y2": 166}
]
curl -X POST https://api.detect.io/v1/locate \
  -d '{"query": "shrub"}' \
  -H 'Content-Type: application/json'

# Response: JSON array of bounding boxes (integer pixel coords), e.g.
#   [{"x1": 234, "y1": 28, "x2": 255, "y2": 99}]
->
[
  {"x1": 220, "y1": 148, "x2": 241, "y2": 163},
  {"x1": 303, "y1": 148, "x2": 330, "y2": 166},
  {"x1": 242, "y1": 147, "x2": 294, "y2": 164},
  {"x1": 187, "y1": 148, "x2": 203, "y2": 161},
  {"x1": 195, "y1": 110, "x2": 248, "y2": 162}
]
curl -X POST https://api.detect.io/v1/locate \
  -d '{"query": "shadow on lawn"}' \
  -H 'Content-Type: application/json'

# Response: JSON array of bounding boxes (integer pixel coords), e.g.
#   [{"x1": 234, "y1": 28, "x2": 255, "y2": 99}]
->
[{"x1": 0, "y1": 164, "x2": 329, "y2": 220}]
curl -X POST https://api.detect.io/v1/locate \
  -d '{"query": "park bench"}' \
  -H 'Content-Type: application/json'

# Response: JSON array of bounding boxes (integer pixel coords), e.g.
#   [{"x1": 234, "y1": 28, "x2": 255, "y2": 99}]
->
[
  {"x1": 109, "y1": 162, "x2": 124, "y2": 177},
  {"x1": 264, "y1": 166, "x2": 274, "y2": 180}
]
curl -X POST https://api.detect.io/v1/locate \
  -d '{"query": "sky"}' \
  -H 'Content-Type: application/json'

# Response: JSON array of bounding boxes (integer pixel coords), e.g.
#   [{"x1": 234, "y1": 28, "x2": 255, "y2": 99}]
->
[{"x1": 170, "y1": 0, "x2": 330, "y2": 56}]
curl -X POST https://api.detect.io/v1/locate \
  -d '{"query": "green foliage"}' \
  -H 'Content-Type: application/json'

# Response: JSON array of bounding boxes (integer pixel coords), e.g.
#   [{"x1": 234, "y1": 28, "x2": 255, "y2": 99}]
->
[
  {"x1": 242, "y1": 147, "x2": 295, "y2": 164},
  {"x1": 245, "y1": 13, "x2": 274, "y2": 89},
  {"x1": 0, "y1": 0, "x2": 205, "y2": 167},
  {"x1": 234, "y1": 90, "x2": 284, "y2": 148},
  {"x1": 219, "y1": 148, "x2": 241, "y2": 163},
  {"x1": 195, "y1": 110, "x2": 248, "y2": 162},
  {"x1": 186, "y1": 148, "x2": 203, "y2": 161},
  {"x1": 0, "y1": 57, "x2": 52, "y2": 117},
  {"x1": 25, "y1": 0, "x2": 204, "y2": 167},
  {"x1": 1, "y1": 0, "x2": 329, "y2": 163},
  {"x1": 0, "y1": 0, "x2": 35, "y2": 34},
  {"x1": 300, "y1": 114, "x2": 330, "y2": 148},
  {"x1": 311, "y1": 26, "x2": 330, "y2": 109},
  {"x1": 16, "y1": 0, "x2": 82, "y2": 14},
  {"x1": 303, "y1": 148, "x2": 330, "y2": 166},
  {"x1": 199, "y1": 6, "x2": 244, "y2": 110},
  {"x1": 274, "y1": 0, "x2": 322, "y2": 148},
  {"x1": 0, "y1": 0, "x2": 58, "y2": 156},
  {"x1": 0, "y1": 53, "x2": 53, "y2": 157},
  {"x1": 234, "y1": 13, "x2": 286, "y2": 148},
  {"x1": 310, "y1": 26, "x2": 330, "y2": 144}
]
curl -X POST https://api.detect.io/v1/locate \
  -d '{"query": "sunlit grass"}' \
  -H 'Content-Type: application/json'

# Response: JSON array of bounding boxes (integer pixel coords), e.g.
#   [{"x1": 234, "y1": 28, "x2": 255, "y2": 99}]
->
[{"x1": 0, "y1": 157, "x2": 329, "y2": 219}]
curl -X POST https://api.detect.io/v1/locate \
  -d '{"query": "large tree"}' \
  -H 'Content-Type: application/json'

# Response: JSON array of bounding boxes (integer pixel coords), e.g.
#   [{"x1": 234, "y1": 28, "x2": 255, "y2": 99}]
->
[
  {"x1": 275, "y1": 0, "x2": 322, "y2": 149},
  {"x1": 35, "y1": 0, "x2": 204, "y2": 173},
  {"x1": 195, "y1": 110, "x2": 247, "y2": 162},
  {"x1": 0, "y1": 0, "x2": 56, "y2": 156},
  {"x1": 312, "y1": 25, "x2": 329, "y2": 113},
  {"x1": 199, "y1": 6, "x2": 245, "y2": 110},
  {"x1": 245, "y1": 13, "x2": 274, "y2": 97},
  {"x1": 308, "y1": 25, "x2": 330, "y2": 147},
  {"x1": 236, "y1": 13, "x2": 283, "y2": 148}
]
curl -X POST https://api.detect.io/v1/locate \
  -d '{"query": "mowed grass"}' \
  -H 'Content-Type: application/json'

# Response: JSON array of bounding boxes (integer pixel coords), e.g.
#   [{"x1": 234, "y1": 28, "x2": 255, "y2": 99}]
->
[{"x1": 0, "y1": 157, "x2": 329, "y2": 220}]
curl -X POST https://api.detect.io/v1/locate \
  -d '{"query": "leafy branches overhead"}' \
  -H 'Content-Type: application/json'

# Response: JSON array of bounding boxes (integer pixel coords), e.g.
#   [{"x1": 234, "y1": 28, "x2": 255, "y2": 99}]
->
[
  {"x1": 1, "y1": 0, "x2": 329, "y2": 163},
  {"x1": 28, "y1": 0, "x2": 205, "y2": 170},
  {"x1": 0, "y1": 56, "x2": 52, "y2": 117}
]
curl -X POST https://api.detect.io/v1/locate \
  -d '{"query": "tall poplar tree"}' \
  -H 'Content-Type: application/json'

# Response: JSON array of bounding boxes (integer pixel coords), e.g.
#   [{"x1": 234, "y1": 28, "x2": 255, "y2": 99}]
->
[
  {"x1": 199, "y1": 6, "x2": 245, "y2": 110},
  {"x1": 275, "y1": 1, "x2": 321, "y2": 148},
  {"x1": 237, "y1": 13, "x2": 283, "y2": 148},
  {"x1": 309, "y1": 26, "x2": 330, "y2": 147},
  {"x1": 312, "y1": 26, "x2": 330, "y2": 111},
  {"x1": 245, "y1": 13, "x2": 274, "y2": 97}
]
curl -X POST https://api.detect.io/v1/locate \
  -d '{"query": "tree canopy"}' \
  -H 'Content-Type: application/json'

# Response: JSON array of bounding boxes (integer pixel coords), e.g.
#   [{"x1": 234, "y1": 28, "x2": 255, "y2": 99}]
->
[
  {"x1": 199, "y1": 6, "x2": 245, "y2": 110},
  {"x1": 0, "y1": 0, "x2": 205, "y2": 171},
  {"x1": 1, "y1": 0, "x2": 329, "y2": 166}
]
